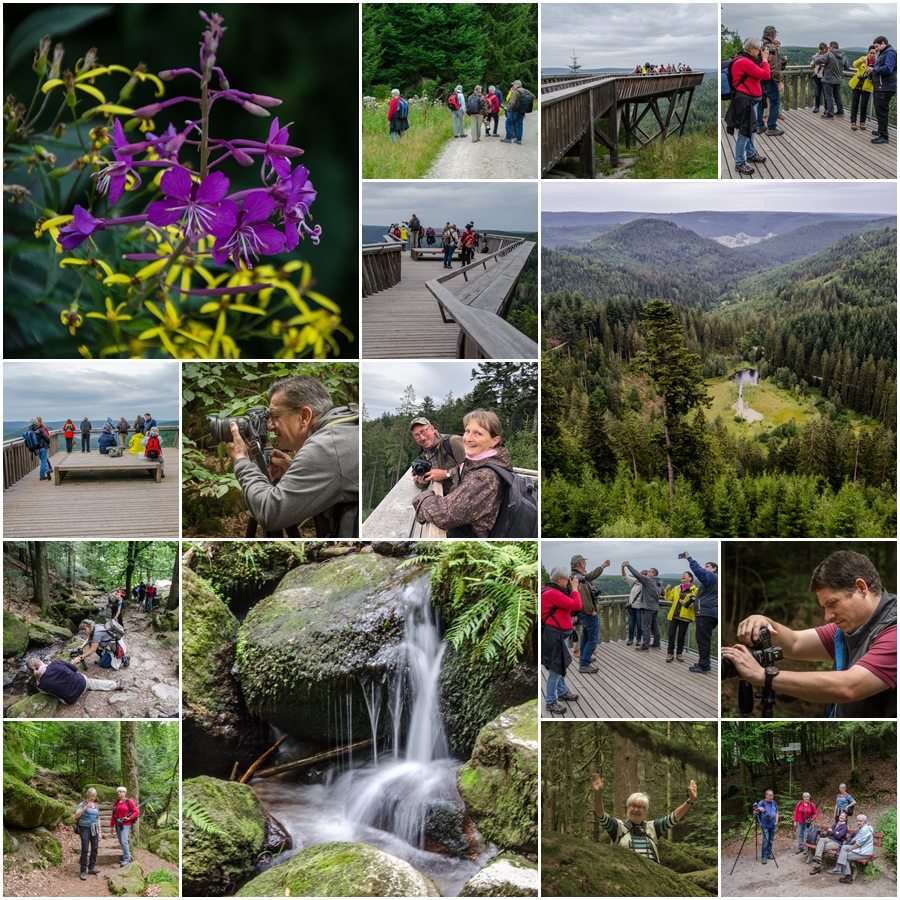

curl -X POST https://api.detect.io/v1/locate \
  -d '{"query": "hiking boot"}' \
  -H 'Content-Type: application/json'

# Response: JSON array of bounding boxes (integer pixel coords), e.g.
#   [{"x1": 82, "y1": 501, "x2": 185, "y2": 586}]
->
[
  {"x1": 81, "y1": 871, "x2": 87, "y2": 881},
  {"x1": 558, "y1": 691, "x2": 580, "y2": 701},
  {"x1": 649, "y1": 643, "x2": 661, "y2": 649},
  {"x1": 851, "y1": 122, "x2": 858, "y2": 130},
  {"x1": 635, "y1": 646, "x2": 650, "y2": 652},
  {"x1": 811, "y1": 866, "x2": 822, "y2": 874},
  {"x1": 777, "y1": 113, "x2": 785, "y2": 120},
  {"x1": 117, "y1": 680, "x2": 124, "y2": 691},
  {"x1": 626, "y1": 640, "x2": 633, "y2": 646},
  {"x1": 735, "y1": 162, "x2": 755, "y2": 175},
  {"x1": 688, "y1": 664, "x2": 711, "y2": 673},
  {"x1": 546, "y1": 700, "x2": 566, "y2": 713},
  {"x1": 827, "y1": 867, "x2": 842, "y2": 874},
  {"x1": 500, "y1": 138, "x2": 512, "y2": 143},
  {"x1": 88, "y1": 867, "x2": 101, "y2": 875},
  {"x1": 676, "y1": 654, "x2": 685, "y2": 662},
  {"x1": 515, "y1": 139, "x2": 522, "y2": 144},
  {"x1": 796, "y1": 848, "x2": 806, "y2": 854},
  {"x1": 871, "y1": 136, "x2": 889, "y2": 144},
  {"x1": 665, "y1": 654, "x2": 674, "y2": 662},
  {"x1": 747, "y1": 153, "x2": 766, "y2": 163},
  {"x1": 765, "y1": 127, "x2": 784, "y2": 135},
  {"x1": 757, "y1": 123, "x2": 768, "y2": 132},
  {"x1": 578, "y1": 664, "x2": 599, "y2": 674},
  {"x1": 839, "y1": 876, "x2": 853, "y2": 884},
  {"x1": 822, "y1": 113, "x2": 835, "y2": 119},
  {"x1": 762, "y1": 858, "x2": 767, "y2": 865}
]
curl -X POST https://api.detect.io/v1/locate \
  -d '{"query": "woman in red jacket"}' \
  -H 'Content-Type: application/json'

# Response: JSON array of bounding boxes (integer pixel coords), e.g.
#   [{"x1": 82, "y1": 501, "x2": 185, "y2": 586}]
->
[
  {"x1": 541, "y1": 566, "x2": 585, "y2": 714},
  {"x1": 725, "y1": 36, "x2": 772, "y2": 175},
  {"x1": 387, "y1": 89, "x2": 409, "y2": 144},
  {"x1": 63, "y1": 419, "x2": 76, "y2": 453}
]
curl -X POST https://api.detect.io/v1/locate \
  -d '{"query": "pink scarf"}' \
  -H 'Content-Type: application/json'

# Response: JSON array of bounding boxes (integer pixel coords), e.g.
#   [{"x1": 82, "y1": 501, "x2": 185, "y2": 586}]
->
[
  {"x1": 459, "y1": 447, "x2": 498, "y2": 475},
  {"x1": 37, "y1": 663, "x2": 48, "y2": 677}
]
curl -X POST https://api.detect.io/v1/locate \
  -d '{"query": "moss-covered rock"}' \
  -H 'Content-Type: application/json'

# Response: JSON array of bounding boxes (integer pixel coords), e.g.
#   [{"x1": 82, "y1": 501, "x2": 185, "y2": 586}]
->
[
  {"x1": 182, "y1": 776, "x2": 267, "y2": 896},
  {"x1": 182, "y1": 569, "x2": 267, "y2": 778},
  {"x1": 234, "y1": 841, "x2": 440, "y2": 897},
  {"x1": 3, "y1": 778, "x2": 67, "y2": 829},
  {"x1": 3, "y1": 825, "x2": 62, "y2": 871},
  {"x1": 27, "y1": 621, "x2": 74, "y2": 646},
  {"x1": 81, "y1": 783, "x2": 119, "y2": 804},
  {"x1": 460, "y1": 853, "x2": 539, "y2": 896},
  {"x1": 107, "y1": 862, "x2": 148, "y2": 896},
  {"x1": 147, "y1": 829, "x2": 179, "y2": 863},
  {"x1": 4, "y1": 693, "x2": 61, "y2": 719},
  {"x1": 157, "y1": 882, "x2": 179, "y2": 897},
  {"x1": 540, "y1": 833, "x2": 714, "y2": 896},
  {"x1": 235, "y1": 554, "x2": 417, "y2": 741},
  {"x1": 3, "y1": 725, "x2": 36, "y2": 782},
  {"x1": 3, "y1": 610, "x2": 28, "y2": 658},
  {"x1": 457, "y1": 701, "x2": 538, "y2": 855},
  {"x1": 657, "y1": 840, "x2": 713, "y2": 874},
  {"x1": 682, "y1": 867, "x2": 718, "y2": 893}
]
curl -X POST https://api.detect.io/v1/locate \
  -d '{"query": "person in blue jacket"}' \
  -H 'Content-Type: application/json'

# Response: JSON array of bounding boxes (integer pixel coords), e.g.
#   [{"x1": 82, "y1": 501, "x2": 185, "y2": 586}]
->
[
  {"x1": 682, "y1": 550, "x2": 718, "y2": 674},
  {"x1": 754, "y1": 789, "x2": 779, "y2": 864},
  {"x1": 98, "y1": 424, "x2": 117, "y2": 454},
  {"x1": 867, "y1": 36, "x2": 896, "y2": 144}
]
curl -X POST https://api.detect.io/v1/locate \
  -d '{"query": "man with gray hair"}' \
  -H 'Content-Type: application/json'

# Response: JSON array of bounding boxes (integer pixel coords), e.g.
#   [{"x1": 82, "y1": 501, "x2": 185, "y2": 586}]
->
[
  {"x1": 226, "y1": 375, "x2": 359, "y2": 537},
  {"x1": 501, "y1": 80, "x2": 526, "y2": 144}
]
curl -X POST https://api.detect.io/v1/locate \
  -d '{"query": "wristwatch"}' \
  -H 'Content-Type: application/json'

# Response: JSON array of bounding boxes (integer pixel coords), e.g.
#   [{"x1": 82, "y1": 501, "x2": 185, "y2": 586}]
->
[{"x1": 764, "y1": 665, "x2": 779, "y2": 691}]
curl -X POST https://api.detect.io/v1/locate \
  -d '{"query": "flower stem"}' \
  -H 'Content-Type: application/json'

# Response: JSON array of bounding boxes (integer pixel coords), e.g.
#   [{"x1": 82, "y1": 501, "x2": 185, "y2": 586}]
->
[{"x1": 200, "y1": 81, "x2": 209, "y2": 179}]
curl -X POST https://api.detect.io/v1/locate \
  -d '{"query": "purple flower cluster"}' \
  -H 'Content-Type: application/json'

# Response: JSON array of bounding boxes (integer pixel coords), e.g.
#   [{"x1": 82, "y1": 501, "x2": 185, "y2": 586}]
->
[{"x1": 67, "y1": 11, "x2": 321, "y2": 269}]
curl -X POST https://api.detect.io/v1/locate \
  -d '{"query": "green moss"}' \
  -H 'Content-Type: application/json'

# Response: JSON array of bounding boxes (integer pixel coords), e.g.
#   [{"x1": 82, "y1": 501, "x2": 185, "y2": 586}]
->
[
  {"x1": 2, "y1": 778, "x2": 67, "y2": 829},
  {"x1": 3, "y1": 726, "x2": 36, "y2": 782},
  {"x1": 682, "y1": 867, "x2": 718, "y2": 893},
  {"x1": 3, "y1": 609, "x2": 28, "y2": 658},
  {"x1": 27, "y1": 621, "x2": 74, "y2": 645},
  {"x1": 657, "y1": 840, "x2": 708, "y2": 874},
  {"x1": 107, "y1": 867, "x2": 148, "y2": 896},
  {"x1": 147, "y1": 829, "x2": 179, "y2": 863},
  {"x1": 4, "y1": 694, "x2": 61, "y2": 719},
  {"x1": 82, "y1": 783, "x2": 119, "y2": 804}
]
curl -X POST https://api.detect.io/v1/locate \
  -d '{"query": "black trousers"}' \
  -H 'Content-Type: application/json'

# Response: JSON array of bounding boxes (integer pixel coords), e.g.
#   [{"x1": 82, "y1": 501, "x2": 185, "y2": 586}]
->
[
  {"x1": 696, "y1": 615, "x2": 717, "y2": 669},
  {"x1": 874, "y1": 91, "x2": 895, "y2": 136},
  {"x1": 79, "y1": 826, "x2": 98, "y2": 871},
  {"x1": 667, "y1": 618, "x2": 690, "y2": 655},
  {"x1": 640, "y1": 608, "x2": 660, "y2": 648},
  {"x1": 850, "y1": 88, "x2": 871, "y2": 124}
]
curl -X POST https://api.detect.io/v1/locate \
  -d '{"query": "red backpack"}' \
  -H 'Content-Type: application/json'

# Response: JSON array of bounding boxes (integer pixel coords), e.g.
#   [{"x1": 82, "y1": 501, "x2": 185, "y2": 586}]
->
[
  {"x1": 447, "y1": 92, "x2": 460, "y2": 110},
  {"x1": 146, "y1": 435, "x2": 161, "y2": 460}
]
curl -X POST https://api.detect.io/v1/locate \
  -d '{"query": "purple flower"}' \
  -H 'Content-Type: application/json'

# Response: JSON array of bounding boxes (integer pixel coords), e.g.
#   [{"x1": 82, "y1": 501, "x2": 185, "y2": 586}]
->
[
  {"x1": 147, "y1": 165, "x2": 233, "y2": 237},
  {"x1": 210, "y1": 191, "x2": 285, "y2": 269},
  {"x1": 58, "y1": 205, "x2": 106, "y2": 250},
  {"x1": 92, "y1": 119, "x2": 141, "y2": 206},
  {"x1": 275, "y1": 166, "x2": 321, "y2": 250},
  {"x1": 261, "y1": 118, "x2": 293, "y2": 181}
]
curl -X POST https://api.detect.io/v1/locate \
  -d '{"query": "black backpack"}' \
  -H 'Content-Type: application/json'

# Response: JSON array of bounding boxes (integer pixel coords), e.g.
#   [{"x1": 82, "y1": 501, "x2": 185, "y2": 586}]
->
[
  {"x1": 518, "y1": 89, "x2": 534, "y2": 114},
  {"x1": 466, "y1": 93, "x2": 482, "y2": 114},
  {"x1": 483, "y1": 464, "x2": 538, "y2": 538}
]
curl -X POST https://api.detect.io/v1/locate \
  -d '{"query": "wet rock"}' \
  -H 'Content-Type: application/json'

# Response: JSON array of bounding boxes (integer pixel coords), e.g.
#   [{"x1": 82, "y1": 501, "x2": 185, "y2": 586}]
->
[
  {"x1": 264, "y1": 812, "x2": 293, "y2": 853},
  {"x1": 235, "y1": 554, "x2": 421, "y2": 742},
  {"x1": 457, "y1": 700, "x2": 538, "y2": 855},
  {"x1": 3, "y1": 610, "x2": 28, "y2": 658},
  {"x1": 27, "y1": 621, "x2": 74, "y2": 646},
  {"x1": 5, "y1": 693, "x2": 60, "y2": 718},
  {"x1": 459, "y1": 854, "x2": 539, "y2": 896},
  {"x1": 371, "y1": 541, "x2": 415, "y2": 557},
  {"x1": 423, "y1": 797, "x2": 474, "y2": 858},
  {"x1": 234, "y1": 841, "x2": 441, "y2": 897},
  {"x1": 2, "y1": 778, "x2": 67, "y2": 829},
  {"x1": 182, "y1": 776, "x2": 267, "y2": 896}
]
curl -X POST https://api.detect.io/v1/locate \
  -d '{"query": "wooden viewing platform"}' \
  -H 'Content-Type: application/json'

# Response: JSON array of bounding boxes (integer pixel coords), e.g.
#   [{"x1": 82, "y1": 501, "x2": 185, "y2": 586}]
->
[
  {"x1": 361, "y1": 233, "x2": 537, "y2": 359},
  {"x1": 541, "y1": 71, "x2": 705, "y2": 177},
  {"x1": 721, "y1": 67, "x2": 897, "y2": 179}
]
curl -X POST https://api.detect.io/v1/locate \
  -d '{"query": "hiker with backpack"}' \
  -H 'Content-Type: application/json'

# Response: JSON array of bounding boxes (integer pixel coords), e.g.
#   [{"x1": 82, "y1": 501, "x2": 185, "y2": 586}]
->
[
  {"x1": 74, "y1": 788, "x2": 103, "y2": 880},
  {"x1": 26, "y1": 417, "x2": 53, "y2": 480},
  {"x1": 409, "y1": 417, "x2": 467, "y2": 495},
  {"x1": 591, "y1": 773, "x2": 698, "y2": 864},
  {"x1": 425, "y1": 226, "x2": 436, "y2": 246},
  {"x1": 441, "y1": 222, "x2": 458, "y2": 268},
  {"x1": 571, "y1": 555, "x2": 610, "y2": 675},
  {"x1": 449, "y1": 84, "x2": 466, "y2": 137},
  {"x1": 73, "y1": 618, "x2": 130, "y2": 671},
  {"x1": 724, "y1": 36, "x2": 771, "y2": 176},
  {"x1": 756, "y1": 26, "x2": 785, "y2": 136},
  {"x1": 140, "y1": 427, "x2": 165, "y2": 476},
  {"x1": 116, "y1": 417, "x2": 129, "y2": 448},
  {"x1": 411, "y1": 408, "x2": 535, "y2": 538},
  {"x1": 98, "y1": 423, "x2": 117, "y2": 455},
  {"x1": 408, "y1": 213, "x2": 422, "y2": 249},
  {"x1": 501, "y1": 80, "x2": 531, "y2": 144},
  {"x1": 484, "y1": 86, "x2": 501, "y2": 136},
  {"x1": 460, "y1": 223, "x2": 476, "y2": 266},
  {"x1": 467, "y1": 85, "x2": 486, "y2": 142},
  {"x1": 109, "y1": 589, "x2": 126, "y2": 627},
  {"x1": 25, "y1": 657, "x2": 123, "y2": 705},
  {"x1": 541, "y1": 566, "x2": 585, "y2": 714},
  {"x1": 63, "y1": 418, "x2": 76, "y2": 452},
  {"x1": 111, "y1": 786, "x2": 139, "y2": 867},
  {"x1": 387, "y1": 89, "x2": 409, "y2": 144},
  {"x1": 81, "y1": 417, "x2": 92, "y2": 452}
]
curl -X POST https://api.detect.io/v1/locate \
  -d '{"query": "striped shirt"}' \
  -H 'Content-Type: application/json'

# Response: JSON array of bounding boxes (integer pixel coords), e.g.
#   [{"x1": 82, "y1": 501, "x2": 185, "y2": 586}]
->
[{"x1": 596, "y1": 811, "x2": 677, "y2": 862}]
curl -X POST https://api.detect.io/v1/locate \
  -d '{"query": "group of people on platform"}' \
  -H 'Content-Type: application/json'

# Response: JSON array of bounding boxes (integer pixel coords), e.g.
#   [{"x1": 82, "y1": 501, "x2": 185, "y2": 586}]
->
[
  {"x1": 634, "y1": 62, "x2": 693, "y2": 74},
  {"x1": 726, "y1": 25, "x2": 896, "y2": 174},
  {"x1": 389, "y1": 218, "x2": 491, "y2": 268}
]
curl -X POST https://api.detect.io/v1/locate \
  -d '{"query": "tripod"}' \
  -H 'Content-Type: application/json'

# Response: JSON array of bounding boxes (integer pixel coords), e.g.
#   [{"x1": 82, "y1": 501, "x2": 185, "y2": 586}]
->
[
  {"x1": 241, "y1": 435, "x2": 302, "y2": 539},
  {"x1": 730, "y1": 813, "x2": 779, "y2": 875}
]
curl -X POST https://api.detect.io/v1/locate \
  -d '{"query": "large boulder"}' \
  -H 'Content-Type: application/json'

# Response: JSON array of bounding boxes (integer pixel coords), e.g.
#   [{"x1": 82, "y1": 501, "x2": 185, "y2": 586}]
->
[
  {"x1": 3, "y1": 825, "x2": 62, "y2": 871},
  {"x1": 147, "y1": 829, "x2": 179, "y2": 863},
  {"x1": 107, "y1": 861, "x2": 148, "y2": 896},
  {"x1": 3, "y1": 725, "x2": 36, "y2": 782},
  {"x1": 5, "y1": 694, "x2": 60, "y2": 719},
  {"x1": 235, "y1": 554, "x2": 418, "y2": 742},
  {"x1": 457, "y1": 701, "x2": 538, "y2": 855},
  {"x1": 181, "y1": 776, "x2": 267, "y2": 896},
  {"x1": 3, "y1": 610, "x2": 28, "y2": 658},
  {"x1": 235, "y1": 841, "x2": 440, "y2": 897},
  {"x1": 3, "y1": 778, "x2": 67, "y2": 829},
  {"x1": 27, "y1": 620, "x2": 74, "y2": 646},
  {"x1": 460, "y1": 854, "x2": 539, "y2": 897},
  {"x1": 182, "y1": 569, "x2": 268, "y2": 778}
]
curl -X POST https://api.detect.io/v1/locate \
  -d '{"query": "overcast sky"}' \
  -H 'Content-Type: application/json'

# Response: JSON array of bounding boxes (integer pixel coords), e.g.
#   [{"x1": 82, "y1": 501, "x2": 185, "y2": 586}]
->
[
  {"x1": 542, "y1": 540, "x2": 720, "y2": 580},
  {"x1": 541, "y1": 3, "x2": 718, "y2": 69},
  {"x1": 362, "y1": 361, "x2": 486, "y2": 417},
  {"x1": 723, "y1": 4, "x2": 896, "y2": 49},
  {"x1": 362, "y1": 183, "x2": 538, "y2": 232},
  {"x1": 541, "y1": 181, "x2": 897, "y2": 214},
  {"x1": 3, "y1": 361, "x2": 179, "y2": 422}
]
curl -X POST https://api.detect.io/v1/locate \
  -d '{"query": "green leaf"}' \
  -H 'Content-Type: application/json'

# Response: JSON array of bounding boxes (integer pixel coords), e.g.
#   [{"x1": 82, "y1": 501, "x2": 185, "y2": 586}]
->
[
  {"x1": 6, "y1": 5, "x2": 114, "y2": 71},
  {"x1": 182, "y1": 389, "x2": 196, "y2": 403},
  {"x1": 44, "y1": 237, "x2": 60, "y2": 295}
]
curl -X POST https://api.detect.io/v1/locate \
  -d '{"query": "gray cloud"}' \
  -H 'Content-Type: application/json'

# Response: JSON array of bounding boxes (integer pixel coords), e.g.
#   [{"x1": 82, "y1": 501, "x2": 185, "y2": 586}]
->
[
  {"x1": 362, "y1": 182, "x2": 538, "y2": 232},
  {"x1": 542, "y1": 540, "x2": 720, "y2": 578},
  {"x1": 542, "y1": 3, "x2": 718, "y2": 69},
  {"x1": 3, "y1": 360, "x2": 180, "y2": 422},
  {"x1": 723, "y1": 3, "x2": 897, "y2": 49},
  {"x1": 362, "y1": 361, "x2": 483, "y2": 417}
]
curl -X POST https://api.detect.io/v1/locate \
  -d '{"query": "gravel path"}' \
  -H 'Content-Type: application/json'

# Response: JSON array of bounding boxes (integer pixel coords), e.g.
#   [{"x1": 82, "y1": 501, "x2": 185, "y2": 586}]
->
[{"x1": 424, "y1": 116, "x2": 539, "y2": 179}]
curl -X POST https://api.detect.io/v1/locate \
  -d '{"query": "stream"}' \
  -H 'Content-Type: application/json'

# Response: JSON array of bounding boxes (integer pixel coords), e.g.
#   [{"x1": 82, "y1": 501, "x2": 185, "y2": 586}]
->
[
  {"x1": 730, "y1": 368, "x2": 763, "y2": 422},
  {"x1": 250, "y1": 577, "x2": 493, "y2": 897}
]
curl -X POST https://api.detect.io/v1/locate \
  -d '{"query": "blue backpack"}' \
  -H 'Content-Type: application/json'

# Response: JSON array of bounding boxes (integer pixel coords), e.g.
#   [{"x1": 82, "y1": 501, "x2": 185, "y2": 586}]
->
[
  {"x1": 23, "y1": 428, "x2": 42, "y2": 452},
  {"x1": 397, "y1": 98, "x2": 409, "y2": 118}
]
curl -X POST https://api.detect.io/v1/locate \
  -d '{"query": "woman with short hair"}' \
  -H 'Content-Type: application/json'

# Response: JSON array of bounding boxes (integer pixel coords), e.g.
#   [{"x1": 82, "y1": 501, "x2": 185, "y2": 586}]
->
[
  {"x1": 74, "y1": 787, "x2": 102, "y2": 880},
  {"x1": 725, "y1": 36, "x2": 771, "y2": 175}
]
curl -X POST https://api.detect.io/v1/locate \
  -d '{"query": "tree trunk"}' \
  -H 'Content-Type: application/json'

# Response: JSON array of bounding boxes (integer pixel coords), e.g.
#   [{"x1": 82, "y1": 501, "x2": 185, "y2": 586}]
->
[
  {"x1": 33, "y1": 542, "x2": 51, "y2": 615},
  {"x1": 124, "y1": 541, "x2": 137, "y2": 605},
  {"x1": 563, "y1": 726, "x2": 574, "y2": 835},
  {"x1": 166, "y1": 550, "x2": 180, "y2": 610},
  {"x1": 662, "y1": 398, "x2": 675, "y2": 501},
  {"x1": 67, "y1": 542, "x2": 74, "y2": 588},
  {"x1": 614, "y1": 728, "x2": 639, "y2": 816},
  {"x1": 120, "y1": 722, "x2": 140, "y2": 844}
]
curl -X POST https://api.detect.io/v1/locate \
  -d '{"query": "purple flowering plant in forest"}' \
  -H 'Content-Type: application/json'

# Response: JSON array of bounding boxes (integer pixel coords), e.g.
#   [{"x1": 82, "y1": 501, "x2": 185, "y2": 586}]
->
[{"x1": 5, "y1": 10, "x2": 350, "y2": 358}]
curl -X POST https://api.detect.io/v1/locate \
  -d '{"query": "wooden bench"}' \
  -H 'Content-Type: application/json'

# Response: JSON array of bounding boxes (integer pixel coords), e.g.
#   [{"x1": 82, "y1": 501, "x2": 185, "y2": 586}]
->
[
  {"x1": 801, "y1": 830, "x2": 882, "y2": 875},
  {"x1": 54, "y1": 452, "x2": 162, "y2": 485}
]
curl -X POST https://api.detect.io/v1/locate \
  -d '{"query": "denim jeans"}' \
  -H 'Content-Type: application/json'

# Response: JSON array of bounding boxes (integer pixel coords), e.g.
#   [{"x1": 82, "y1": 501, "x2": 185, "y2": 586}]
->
[
  {"x1": 577, "y1": 612, "x2": 599, "y2": 666},
  {"x1": 626, "y1": 606, "x2": 643, "y2": 642},
  {"x1": 442, "y1": 244, "x2": 455, "y2": 266},
  {"x1": 757, "y1": 81, "x2": 780, "y2": 128},
  {"x1": 734, "y1": 126, "x2": 759, "y2": 165},
  {"x1": 546, "y1": 670, "x2": 569, "y2": 704},
  {"x1": 797, "y1": 821, "x2": 810, "y2": 849},
  {"x1": 37, "y1": 446, "x2": 51, "y2": 479},
  {"x1": 761, "y1": 824, "x2": 775, "y2": 859},
  {"x1": 116, "y1": 823, "x2": 132, "y2": 862},
  {"x1": 452, "y1": 107, "x2": 465, "y2": 136},
  {"x1": 506, "y1": 110, "x2": 524, "y2": 140},
  {"x1": 813, "y1": 78, "x2": 824, "y2": 109}
]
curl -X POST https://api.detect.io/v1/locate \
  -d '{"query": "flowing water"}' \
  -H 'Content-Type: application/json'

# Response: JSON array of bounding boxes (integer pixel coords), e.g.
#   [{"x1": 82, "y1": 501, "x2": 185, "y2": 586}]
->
[
  {"x1": 730, "y1": 368, "x2": 763, "y2": 421},
  {"x1": 251, "y1": 576, "x2": 491, "y2": 897}
]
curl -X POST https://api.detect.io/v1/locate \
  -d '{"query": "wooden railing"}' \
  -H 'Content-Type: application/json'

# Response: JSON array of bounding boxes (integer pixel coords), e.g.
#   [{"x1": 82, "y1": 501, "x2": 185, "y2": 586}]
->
[
  {"x1": 779, "y1": 66, "x2": 897, "y2": 125},
  {"x1": 361, "y1": 241, "x2": 403, "y2": 297},
  {"x1": 424, "y1": 235, "x2": 538, "y2": 359},
  {"x1": 589, "y1": 595, "x2": 697, "y2": 650},
  {"x1": 3, "y1": 426, "x2": 179, "y2": 490}
]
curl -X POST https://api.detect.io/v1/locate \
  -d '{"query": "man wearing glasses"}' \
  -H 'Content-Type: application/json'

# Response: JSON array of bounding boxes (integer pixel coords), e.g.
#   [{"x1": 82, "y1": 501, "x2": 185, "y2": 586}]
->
[{"x1": 225, "y1": 375, "x2": 359, "y2": 537}]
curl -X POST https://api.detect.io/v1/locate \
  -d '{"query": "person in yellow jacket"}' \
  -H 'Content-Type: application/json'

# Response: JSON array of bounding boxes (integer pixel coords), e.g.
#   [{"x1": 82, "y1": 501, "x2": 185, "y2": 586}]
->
[
  {"x1": 849, "y1": 45, "x2": 877, "y2": 130},
  {"x1": 128, "y1": 432, "x2": 144, "y2": 455},
  {"x1": 664, "y1": 572, "x2": 698, "y2": 662}
]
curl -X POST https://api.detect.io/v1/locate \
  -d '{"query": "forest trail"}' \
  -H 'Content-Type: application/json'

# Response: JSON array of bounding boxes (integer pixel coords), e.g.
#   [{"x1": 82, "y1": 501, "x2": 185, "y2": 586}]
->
[
  {"x1": 424, "y1": 115, "x2": 538, "y2": 179},
  {"x1": 3, "y1": 821, "x2": 177, "y2": 897},
  {"x1": 721, "y1": 801, "x2": 897, "y2": 897}
]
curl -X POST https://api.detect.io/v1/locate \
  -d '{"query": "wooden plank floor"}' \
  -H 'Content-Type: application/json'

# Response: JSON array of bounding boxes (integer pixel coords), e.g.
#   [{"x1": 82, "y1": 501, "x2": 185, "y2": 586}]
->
[
  {"x1": 541, "y1": 640, "x2": 718, "y2": 719},
  {"x1": 361, "y1": 254, "x2": 508, "y2": 359},
  {"x1": 720, "y1": 111, "x2": 897, "y2": 179},
  {"x1": 55, "y1": 452, "x2": 160, "y2": 484},
  {"x1": 4, "y1": 451, "x2": 179, "y2": 538}
]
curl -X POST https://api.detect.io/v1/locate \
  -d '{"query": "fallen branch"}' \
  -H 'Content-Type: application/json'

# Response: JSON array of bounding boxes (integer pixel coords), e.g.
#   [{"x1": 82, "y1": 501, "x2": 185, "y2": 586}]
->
[
  {"x1": 239, "y1": 734, "x2": 288, "y2": 784},
  {"x1": 254, "y1": 739, "x2": 374, "y2": 779}
]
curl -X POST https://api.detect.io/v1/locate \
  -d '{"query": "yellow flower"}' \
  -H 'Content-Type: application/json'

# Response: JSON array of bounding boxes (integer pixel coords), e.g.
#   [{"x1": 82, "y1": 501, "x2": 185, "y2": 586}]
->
[
  {"x1": 86, "y1": 297, "x2": 132, "y2": 326},
  {"x1": 60, "y1": 256, "x2": 114, "y2": 281},
  {"x1": 59, "y1": 309, "x2": 83, "y2": 335},
  {"x1": 284, "y1": 308, "x2": 354, "y2": 358},
  {"x1": 42, "y1": 70, "x2": 108, "y2": 104}
]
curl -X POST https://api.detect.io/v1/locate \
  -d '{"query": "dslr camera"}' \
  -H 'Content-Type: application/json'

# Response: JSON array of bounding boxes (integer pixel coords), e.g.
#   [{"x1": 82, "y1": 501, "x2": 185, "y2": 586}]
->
[
  {"x1": 721, "y1": 625, "x2": 783, "y2": 680},
  {"x1": 411, "y1": 457, "x2": 433, "y2": 478},
  {"x1": 208, "y1": 407, "x2": 270, "y2": 447}
]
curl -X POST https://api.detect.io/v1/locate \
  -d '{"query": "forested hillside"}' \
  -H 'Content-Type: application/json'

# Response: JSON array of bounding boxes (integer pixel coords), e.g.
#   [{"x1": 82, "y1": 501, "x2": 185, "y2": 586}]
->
[{"x1": 540, "y1": 218, "x2": 897, "y2": 538}]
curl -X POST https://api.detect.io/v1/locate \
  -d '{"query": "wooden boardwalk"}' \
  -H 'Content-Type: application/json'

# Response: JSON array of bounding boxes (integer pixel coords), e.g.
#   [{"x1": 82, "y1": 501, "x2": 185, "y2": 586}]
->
[
  {"x1": 541, "y1": 640, "x2": 718, "y2": 719},
  {"x1": 3, "y1": 450, "x2": 178, "y2": 538},
  {"x1": 362, "y1": 253, "x2": 511, "y2": 358},
  {"x1": 720, "y1": 111, "x2": 897, "y2": 179}
]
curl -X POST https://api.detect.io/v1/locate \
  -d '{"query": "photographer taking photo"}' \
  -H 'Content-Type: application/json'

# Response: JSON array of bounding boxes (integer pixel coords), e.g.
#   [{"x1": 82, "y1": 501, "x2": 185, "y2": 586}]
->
[
  {"x1": 721, "y1": 551, "x2": 896, "y2": 718},
  {"x1": 225, "y1": 375, "x2": 360, "y2": 538},
  {"x1": 754, "y1": 789, "x2": 778, "y2": 864}
]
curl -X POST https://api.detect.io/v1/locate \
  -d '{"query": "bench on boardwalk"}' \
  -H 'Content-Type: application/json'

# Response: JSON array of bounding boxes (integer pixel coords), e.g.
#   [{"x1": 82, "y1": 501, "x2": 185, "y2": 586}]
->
[{"x1": 54, "y1": 453, "x2": 162, "y2": 485}]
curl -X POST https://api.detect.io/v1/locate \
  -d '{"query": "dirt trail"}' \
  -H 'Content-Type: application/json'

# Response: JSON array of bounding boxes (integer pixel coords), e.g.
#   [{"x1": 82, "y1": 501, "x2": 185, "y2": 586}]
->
[
  {"x1": 3, "y1": 821, "x2": 177, "y2": 897},
  {"x1": 721, "y1": 803, "x2": 897, "y2": 897},
  {"x1": 424, "y1": 115, "x2": 538, "y2": 179}
]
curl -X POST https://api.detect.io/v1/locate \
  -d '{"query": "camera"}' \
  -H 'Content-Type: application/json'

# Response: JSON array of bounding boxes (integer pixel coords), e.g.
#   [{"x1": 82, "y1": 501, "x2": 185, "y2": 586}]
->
[
  {"x1": 208, "y1": 406, "x2": 270, "y2": 446},
  {"x1": 411, "y1": 457, "x2": 433, "y2": 478},
  {"x1": 573, "y1": 574, "x2": 587, "y2": 584},
  {"x1": 721, "y1": 626, "x2": 783, "y2": 680},
  {"x1": 68, "y1": 648, "x2": 82, "y2": 659}
]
